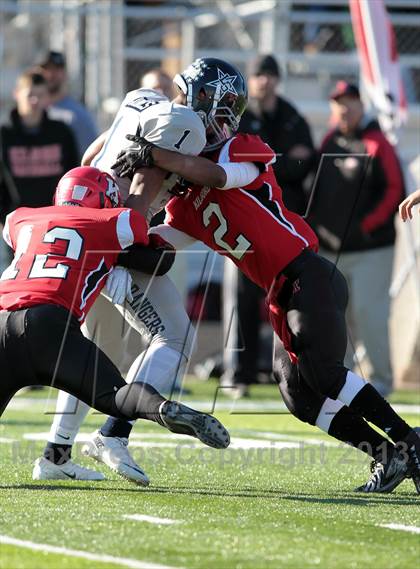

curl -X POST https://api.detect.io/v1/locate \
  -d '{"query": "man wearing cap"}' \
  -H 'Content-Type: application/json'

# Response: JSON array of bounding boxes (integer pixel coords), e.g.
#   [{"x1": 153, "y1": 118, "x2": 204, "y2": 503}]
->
[
  {"x1": 220, "y1": 54, "x2": 316, "y2": 398},
  {"x1": 240, "y1": 54, "x2": 315, "y2": 214},
  {"x1": 309, "y1": 81, "x2": 404, "y2": 397},
  {"x1": 39, "y1": 51, "x2": 98, "y2": 160}
]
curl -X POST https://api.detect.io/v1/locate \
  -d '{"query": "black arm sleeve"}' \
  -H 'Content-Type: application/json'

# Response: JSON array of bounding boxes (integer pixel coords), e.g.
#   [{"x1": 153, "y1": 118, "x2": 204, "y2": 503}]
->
[{"x1": 117, "y1": 244, "x2": 176, "y2": 276}]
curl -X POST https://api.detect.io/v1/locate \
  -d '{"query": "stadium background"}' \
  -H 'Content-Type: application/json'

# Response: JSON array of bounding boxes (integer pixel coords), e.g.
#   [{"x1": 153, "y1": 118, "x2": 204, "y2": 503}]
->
[{"x1": 0, "y1": 0, "x2": 419, "y2": 387}]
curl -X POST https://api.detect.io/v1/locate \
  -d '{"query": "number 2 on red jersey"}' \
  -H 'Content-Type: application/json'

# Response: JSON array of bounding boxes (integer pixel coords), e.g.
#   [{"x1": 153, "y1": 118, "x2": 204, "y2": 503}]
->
[{"x1": 202, "y1": 202, "x2": 252, "y2": 260}]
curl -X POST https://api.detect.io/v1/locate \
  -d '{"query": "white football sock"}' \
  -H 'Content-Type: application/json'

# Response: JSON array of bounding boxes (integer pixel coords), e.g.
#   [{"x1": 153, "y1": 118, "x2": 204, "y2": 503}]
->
[
  {"x1": 48, "y1": 391, "x2": 90, "y2": 445},
  {"x1": 336, "y1": 370, "x2": 366, "y2": 407},
  {"x1": 315, "y1": 397, "x2": 345, "y2": 433}
]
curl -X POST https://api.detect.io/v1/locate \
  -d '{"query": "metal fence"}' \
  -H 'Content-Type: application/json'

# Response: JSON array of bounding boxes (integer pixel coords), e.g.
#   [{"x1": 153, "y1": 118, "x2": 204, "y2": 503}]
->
[{"x1": 1, "y1": 0, "x2": 420, "y2": 130}]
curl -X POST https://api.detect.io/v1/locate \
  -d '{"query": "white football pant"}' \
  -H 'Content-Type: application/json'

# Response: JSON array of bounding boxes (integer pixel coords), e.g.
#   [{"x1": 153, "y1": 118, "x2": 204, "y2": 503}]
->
[{"x1": 48, "y1": 269, "x2": 195, "y2": 445}]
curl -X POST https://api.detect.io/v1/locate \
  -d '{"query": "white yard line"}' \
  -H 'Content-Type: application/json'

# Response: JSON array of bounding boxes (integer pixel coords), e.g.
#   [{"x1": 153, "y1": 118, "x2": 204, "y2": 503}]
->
[
  {"x1": 22, "y1": 432, "x2": 89, "y2": 442},
  {"x1": 21, "y1": 432, "x2": 301, "y2": 450},
  {"x1": 19, "y1": 430, "x2": 337, "y2": 448},
  {"x1": 0, "y1": 437, "x2": 16, "y2": 443},
  {"x1": 130, "y1": 433, "x2": 192, "y2": 441},
  {"x1": 6, "y1": 398, "x2": 57, "y2": 411},
  {"x1": 235, "y1": 430, "x2": 340, "y2": 447},
  {"x1": 17, "y1": 429, "x2": 348, "y2": 450},
  {"x1": 21, "y1": 433, "x2": 181, "y2": 448},
  {"x1": 121, "y1": 439, "x2": 300, "y2": 450},
  {"x1": 123, "y1": 515, "x2": 181, "y2": 525},
  {"x1": 7, "y1": 397, "x2": 420, "y2": 415},
  {"x1": 230, "y1": 438, "x2": 299, "y2": 449},
  {"x1": 126, "y1": 442, "x2": 180, "y2": 448},
  {"x1": 379, "y1": 524, "x2": 420, "y2": 535},
  {"x1": 0, "y1": 535, "x2": 181, "y2": 569},
  {"x1": 20, "y1": 432, "x2": 192, "y2": 442},
  {"x1": 184, "y1": 400, "x2": 420, "y2": 415}
]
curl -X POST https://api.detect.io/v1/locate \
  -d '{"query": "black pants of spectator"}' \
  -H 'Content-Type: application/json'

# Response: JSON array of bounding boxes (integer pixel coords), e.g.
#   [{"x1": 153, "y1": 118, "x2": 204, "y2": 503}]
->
[
  {"x1": 0, "y1": 304, "x2": 165, "y2": 422},
  {"x1": 223, "y1": 263, "x2": 266, "y2": 386},
  {"x1": 272, "y1": 250, "x2": 349, "y2": 424}
]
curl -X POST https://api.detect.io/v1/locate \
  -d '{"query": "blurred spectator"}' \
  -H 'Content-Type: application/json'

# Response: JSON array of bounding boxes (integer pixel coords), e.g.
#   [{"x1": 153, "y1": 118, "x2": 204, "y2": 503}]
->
[
  {"x1": 303, "y1": 5, "x2": 334, "y2": 54},
  {"x1": 140, "y1": 68, "x2": 174, "y2": 100},
  {"x1": 240, "y1": 54, "x2": 315, "y2": 215},
  {"x1": 221, "y1": 260, "x2": 268, "y2": 398},
  {"x1": 0, "y1": 69, "x2": 79, "y2": 228},
  {"x1": 309, "y1": 81, "x2": 405, "y2": 397},
  {"x1": 292, "y1": 2, "x2": 354, "y2": 54},
  {"x1": 39, "y1": 51, "x2": 98, "y2": 159}
]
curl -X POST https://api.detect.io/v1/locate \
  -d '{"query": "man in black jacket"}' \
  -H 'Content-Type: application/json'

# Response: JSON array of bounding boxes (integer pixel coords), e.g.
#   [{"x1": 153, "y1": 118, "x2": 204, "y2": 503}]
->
[
  {"x1": 0, "y1": 70, "x2": 79, "y2": 228},
  {"x1": 240, "y1": 54, "x2": 315, "y2": 215},
  {"x1": 221, "y1": 55, "x2": 315, "y2": 397},
  {"x1": 309, "y1": 81, "x2": 404, "y2": 397}
]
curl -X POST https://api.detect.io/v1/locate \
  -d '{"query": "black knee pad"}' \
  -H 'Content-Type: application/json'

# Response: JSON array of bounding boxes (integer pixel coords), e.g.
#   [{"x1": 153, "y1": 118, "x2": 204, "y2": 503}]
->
[
  {"x1": 273, "y1": 364, "x2": 323, "y2": 426},
  {"x1": 278, "y1": 380, "x2": 323, "y2": 426}
]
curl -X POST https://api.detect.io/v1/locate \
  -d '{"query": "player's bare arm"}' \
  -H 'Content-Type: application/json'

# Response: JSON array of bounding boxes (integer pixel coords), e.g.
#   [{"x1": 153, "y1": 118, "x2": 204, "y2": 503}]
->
[
  {"x1": 124, "y1": 166, "x2": 167, "y2": 217},
  {"x1": 113, "y1": 136, "x2": 260, "y2": 189},
  {"x1": 399, "y1": 188, "x2": 420, "y2": 221},
  {"x1": 151, "y1": 147, "x2": 227, "y2": 187},
  {"x1": 113, "y1": 138, "x2": 226, "y2": 188},
  {"x1": 81, "y1": 130, "x2": 108, "y2": 165}
]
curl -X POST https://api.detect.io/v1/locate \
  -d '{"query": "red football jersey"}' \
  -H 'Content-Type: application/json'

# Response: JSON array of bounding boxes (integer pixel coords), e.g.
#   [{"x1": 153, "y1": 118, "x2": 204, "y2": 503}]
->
[
  {"x1": 0, "y1": 206, "x2": 148, "y2": 321},
  {"x1": 165, "y1": 134, "x2": 318, "y2": 292}
]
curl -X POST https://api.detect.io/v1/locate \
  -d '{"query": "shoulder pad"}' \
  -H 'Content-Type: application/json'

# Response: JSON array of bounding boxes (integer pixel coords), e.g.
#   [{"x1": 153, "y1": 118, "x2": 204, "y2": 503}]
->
[
  {"x1": 140, "y1": 102, "x2": 206, "y2": 156},
  {"x1": 124, "y1": 88, "x2": 168, "y2": 107},
  {"x1": 219, "y1": 134, "x2": 276, "y2": 168}
]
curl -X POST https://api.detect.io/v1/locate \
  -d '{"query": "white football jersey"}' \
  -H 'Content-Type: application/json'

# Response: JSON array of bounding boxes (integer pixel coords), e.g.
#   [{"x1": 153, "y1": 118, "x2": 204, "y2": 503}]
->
[{"x1": 92, "y1": 88, "x2": 206, "y2": 221}]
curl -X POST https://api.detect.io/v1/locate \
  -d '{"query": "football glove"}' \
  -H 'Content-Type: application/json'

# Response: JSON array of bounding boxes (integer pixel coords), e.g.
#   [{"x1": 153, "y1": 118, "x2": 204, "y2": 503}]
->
[
  {"x1": 111, "y1": 134, "x2": 156, "y2": 178},
  {"x1": 105, "y1": 266, "x2": 133, "y2": 305},
  {"x1": 169, "y1": 178, "x2": 191, "y2": 197}
]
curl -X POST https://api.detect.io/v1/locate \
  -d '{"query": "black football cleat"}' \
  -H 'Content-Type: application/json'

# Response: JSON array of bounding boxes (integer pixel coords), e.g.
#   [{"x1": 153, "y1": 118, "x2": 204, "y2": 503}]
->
[
  {"x1": 159, "y1": 401, "x2": 230, "y2": 449},
  {"x1": 355, "y1": 448, "x2": 408, "y2": 493}
]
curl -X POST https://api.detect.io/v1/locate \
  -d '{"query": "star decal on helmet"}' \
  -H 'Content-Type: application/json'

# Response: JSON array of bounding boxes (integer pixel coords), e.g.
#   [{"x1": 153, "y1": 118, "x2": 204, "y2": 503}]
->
[{"x1": 206, "y1": 68, "x2": 238, "y2": 98}]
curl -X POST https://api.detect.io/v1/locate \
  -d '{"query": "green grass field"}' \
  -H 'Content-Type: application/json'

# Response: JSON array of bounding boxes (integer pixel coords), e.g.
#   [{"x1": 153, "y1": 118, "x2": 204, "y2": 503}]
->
[{"x1": 1, "y1": 380, "x2": 419, "y2": 569}]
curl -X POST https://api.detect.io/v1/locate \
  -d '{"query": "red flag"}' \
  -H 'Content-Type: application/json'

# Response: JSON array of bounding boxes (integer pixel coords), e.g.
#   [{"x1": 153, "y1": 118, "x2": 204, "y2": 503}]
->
[{"x1": 350, "y1": 0, "x2": 407, "y2": 143}]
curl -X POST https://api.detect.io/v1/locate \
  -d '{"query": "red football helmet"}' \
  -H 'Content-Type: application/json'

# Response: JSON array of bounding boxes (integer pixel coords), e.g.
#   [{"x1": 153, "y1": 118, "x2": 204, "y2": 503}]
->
[{"x1": 54, "y1": 167, "x2": 121, "y2": 209}]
